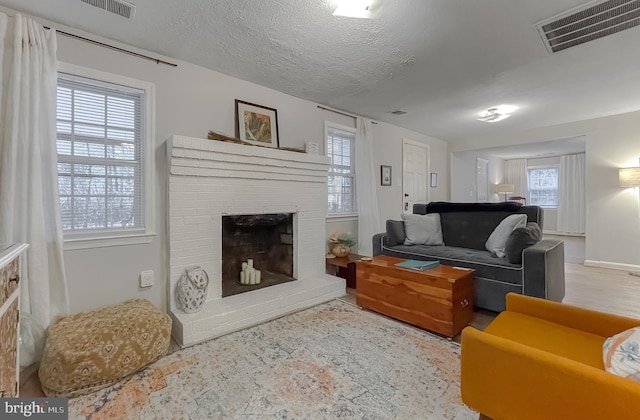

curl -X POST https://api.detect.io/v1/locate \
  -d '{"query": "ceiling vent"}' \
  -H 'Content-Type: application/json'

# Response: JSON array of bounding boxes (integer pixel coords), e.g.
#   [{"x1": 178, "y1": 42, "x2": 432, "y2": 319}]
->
[
  {"x1": 389, "y1": 110, "x2": 407, "y2": 115},
  {"x1": 81, "y1": 0, "x2": 136, "y2": 20},
  {"x1": 536, "y1": 0, "x2": 640, "y2": 53}
]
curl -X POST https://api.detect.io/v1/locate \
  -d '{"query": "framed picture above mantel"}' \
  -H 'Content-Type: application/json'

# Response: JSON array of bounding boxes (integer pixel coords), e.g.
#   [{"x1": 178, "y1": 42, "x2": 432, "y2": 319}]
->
[{"x1": 235, "y1": 100, "x2": 280, "y2": 148}]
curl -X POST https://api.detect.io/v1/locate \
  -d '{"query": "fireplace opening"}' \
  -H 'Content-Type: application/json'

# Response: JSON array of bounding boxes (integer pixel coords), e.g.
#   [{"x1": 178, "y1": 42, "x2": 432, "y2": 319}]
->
[{"x1": 222, "y1": 213, "x2": 295, "y2": 297}]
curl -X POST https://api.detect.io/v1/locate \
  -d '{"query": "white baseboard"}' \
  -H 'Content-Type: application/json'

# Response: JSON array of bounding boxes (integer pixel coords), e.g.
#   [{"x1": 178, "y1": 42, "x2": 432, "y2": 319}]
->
[
  {"x1": 584, "y1": 260, "x2": 640, "y2": 272},
  {"x1": 543, "y1": 230, "x2": 585, "y2": 237}
]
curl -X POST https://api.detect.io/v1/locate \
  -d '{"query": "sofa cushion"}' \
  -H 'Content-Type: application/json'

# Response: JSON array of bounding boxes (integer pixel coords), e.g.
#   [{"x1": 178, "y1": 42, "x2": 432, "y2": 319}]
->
[
  {"x1": 485, "y1": 311, "x2": 606, "y2": 369},
  {"x1": 486, "y1": 214, "x2": 528, "y2": 258},
  {"x1": 437, "y1": 211, "x2": 519, "y2": 250},
  {"x1": 603, "y1": 326, "x2": 640, "y2": 382},
  {"x1": 385, "y1": 220, "x2": 405, "y2": 247},
  {"x1": 381, "y1": 244, "x2": 522, "y2": 285},
  {"x1": 401, "y1": 213, "x2": 444, "y2": 246},
  {"x1": 505, "y1": 222, "x2": 542, "y2": 264}
]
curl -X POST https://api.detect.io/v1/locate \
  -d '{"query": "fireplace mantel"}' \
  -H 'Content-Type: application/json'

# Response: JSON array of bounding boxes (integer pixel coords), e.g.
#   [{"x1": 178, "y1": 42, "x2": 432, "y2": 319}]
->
[{"x1": 167, "y1": 135, "x2": 344, "y2": 347}]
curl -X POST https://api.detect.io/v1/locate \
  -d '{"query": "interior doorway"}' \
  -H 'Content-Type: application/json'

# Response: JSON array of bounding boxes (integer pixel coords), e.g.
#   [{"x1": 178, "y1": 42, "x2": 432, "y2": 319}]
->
[{"x1": 402, "y1": 139, "x2": 429, "y2": 213}]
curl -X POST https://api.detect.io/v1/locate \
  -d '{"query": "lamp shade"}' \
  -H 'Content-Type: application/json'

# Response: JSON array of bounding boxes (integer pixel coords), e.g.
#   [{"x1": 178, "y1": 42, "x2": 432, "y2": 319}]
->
[
  {"x1": 496, "y1": 184, "x2": 515, "y2": 194},
  {"x1": 619, "y1": 167, "x2": 640, "y2": 187},
  {"x1": 618, "y1": 167, "x2": 640, "y2": 188}
]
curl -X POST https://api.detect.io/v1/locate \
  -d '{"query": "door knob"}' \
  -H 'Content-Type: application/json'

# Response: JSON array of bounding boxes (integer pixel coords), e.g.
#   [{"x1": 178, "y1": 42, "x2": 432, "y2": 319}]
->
[{"x1": 404, "y1": 193, "x2": 409, "y2": 197}]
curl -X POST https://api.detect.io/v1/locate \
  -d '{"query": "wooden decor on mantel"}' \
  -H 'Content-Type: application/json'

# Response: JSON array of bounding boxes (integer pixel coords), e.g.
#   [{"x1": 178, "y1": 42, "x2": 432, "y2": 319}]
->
[{"x1": 207, "y1": 131, "x2": 305, "y2": 153}]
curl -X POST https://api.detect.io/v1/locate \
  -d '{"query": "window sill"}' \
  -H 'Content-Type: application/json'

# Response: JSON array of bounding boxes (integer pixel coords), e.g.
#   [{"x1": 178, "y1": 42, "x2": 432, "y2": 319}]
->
[
  {"x1": 326, "y1": 213, "x2": 359, "y2": 222},
  {"x1": 64, "y1": 233, "x2": 156, "y2": 251}
]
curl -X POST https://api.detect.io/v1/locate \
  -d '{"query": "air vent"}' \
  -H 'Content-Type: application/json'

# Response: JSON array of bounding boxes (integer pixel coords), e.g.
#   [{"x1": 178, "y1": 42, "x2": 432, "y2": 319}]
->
[
  {"x1": 81, "y1": 0, "x2": 136, "y2": 20},
  {"x1": 390, "y1": 110, "x2": 407, "y2": 115},
  {"x1": 536, "y1": 0, "x2": 640, "y2": 53}
]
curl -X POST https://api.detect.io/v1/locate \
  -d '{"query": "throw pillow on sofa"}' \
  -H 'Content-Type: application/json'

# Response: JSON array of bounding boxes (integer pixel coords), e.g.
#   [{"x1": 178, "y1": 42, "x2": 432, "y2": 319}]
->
[
  {"x1": 603, "y1": 326, "x2": 640, "y2": 382},
  {"x1": 385, "y1": 220, "x2": 406, "y2": 246},
  {"x1": 401, "y1": 213, "x2": 444, "y2": 246},
  {"x1": 504, "y1": 222, "x2": 542, "y2": 264},
  {"x1": 485, "y1": 214, "x2": 527, "y2": 258}
]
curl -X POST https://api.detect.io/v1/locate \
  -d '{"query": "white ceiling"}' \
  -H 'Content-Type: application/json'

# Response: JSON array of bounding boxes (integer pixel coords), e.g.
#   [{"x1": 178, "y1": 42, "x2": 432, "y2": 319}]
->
[
  {"x1": 476, "y1": 136, "x2": 586, "y2": 160},
  {"x1": 3, "y1": 0, "x2": 640, "y2": 142}
]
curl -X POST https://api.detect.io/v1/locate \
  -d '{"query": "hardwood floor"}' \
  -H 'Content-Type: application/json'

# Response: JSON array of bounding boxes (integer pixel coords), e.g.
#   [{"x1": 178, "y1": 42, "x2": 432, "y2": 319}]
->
[{"x1": 546, "y1": 234, "x2": 640, "y2": 319}]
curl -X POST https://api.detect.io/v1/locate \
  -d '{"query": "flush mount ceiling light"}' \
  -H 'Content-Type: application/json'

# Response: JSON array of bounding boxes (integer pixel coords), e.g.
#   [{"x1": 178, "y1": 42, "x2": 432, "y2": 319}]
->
[
  {"x1": 332, "y1": 0, "x2": 389, "y2": 19},
  {"x1": 477, "y1": 104, "x2": 518, "y2": 123}
]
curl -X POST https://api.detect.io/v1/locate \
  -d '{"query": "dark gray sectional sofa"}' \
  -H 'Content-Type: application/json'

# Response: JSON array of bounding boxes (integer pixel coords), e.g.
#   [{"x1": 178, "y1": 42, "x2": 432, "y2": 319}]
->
[{"x1": 372, "y1": 202, "x2": 565, "y2": 312}]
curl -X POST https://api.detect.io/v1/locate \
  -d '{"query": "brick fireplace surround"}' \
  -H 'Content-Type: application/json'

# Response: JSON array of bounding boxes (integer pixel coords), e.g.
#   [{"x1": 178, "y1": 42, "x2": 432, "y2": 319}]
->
[{"x1": 167, "y1": 136, "x2": 344, "y2": 347}]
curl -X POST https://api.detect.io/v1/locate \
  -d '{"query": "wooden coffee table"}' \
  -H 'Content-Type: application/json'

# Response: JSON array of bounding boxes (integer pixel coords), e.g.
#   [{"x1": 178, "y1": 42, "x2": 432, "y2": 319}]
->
[{"x1": 356, "y1": 255, "x2": 475, "y2": 338}]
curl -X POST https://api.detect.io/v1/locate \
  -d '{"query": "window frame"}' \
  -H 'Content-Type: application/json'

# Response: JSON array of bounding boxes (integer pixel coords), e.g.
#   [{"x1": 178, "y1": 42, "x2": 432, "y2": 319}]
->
[
  {"x1": 527, "y1": 165, "x2": 559, "y2": 209},
  {"x1": 57, "y1": 62, "x2": 156, "y2": 250},
  {"x1": 324, "y1": 121, "x2": 358, "y2": 218}
]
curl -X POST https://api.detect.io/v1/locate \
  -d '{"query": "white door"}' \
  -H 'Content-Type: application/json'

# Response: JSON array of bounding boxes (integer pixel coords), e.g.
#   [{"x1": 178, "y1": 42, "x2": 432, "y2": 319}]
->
[
  {"x1": 402, "y1": 139, "x2": 429, "y2": 213},
  {"x1": 476, "y1": 157, "x2": 489, "y2": 202}
]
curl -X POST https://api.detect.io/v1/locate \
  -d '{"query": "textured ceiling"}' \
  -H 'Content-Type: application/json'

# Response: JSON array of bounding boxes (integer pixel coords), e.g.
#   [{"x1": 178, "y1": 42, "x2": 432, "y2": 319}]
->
[{"x1": 2, "y1": 0, "x2": 640, "y2": 142}]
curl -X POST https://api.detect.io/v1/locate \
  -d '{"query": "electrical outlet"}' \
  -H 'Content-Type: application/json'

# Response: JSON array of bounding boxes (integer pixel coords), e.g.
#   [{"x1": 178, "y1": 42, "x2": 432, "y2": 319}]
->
[{"x1": 140, "y1": 270, "x2": 154, "y2": 287}]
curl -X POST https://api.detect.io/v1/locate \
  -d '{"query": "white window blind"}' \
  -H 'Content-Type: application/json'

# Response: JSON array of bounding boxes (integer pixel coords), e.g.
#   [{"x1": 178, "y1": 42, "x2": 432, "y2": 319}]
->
[
  {"x1": 528, "y1": 167, "x2": 558, "y2": 207},
  {"x1": 57, "y1": 74, "x2": 146, "y2": 237},
  {"x1": 327, "y1": 126, "x2": 356, "y2": 214}
]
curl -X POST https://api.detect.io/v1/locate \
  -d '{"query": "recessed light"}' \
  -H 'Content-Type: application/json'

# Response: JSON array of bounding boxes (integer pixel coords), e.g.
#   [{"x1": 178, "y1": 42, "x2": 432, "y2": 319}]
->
[
  {"x1": 333, "y1": 0, "x2": 388, "y2": 19},
  {"x1": 477, "y1": 104, "x2": 518, "y2": 123}
]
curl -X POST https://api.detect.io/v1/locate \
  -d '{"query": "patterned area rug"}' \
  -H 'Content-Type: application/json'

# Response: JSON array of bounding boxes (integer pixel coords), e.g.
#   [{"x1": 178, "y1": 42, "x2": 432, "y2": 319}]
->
[{"x1": 68, "y1": 300, "x2": 476, "y2": 419}]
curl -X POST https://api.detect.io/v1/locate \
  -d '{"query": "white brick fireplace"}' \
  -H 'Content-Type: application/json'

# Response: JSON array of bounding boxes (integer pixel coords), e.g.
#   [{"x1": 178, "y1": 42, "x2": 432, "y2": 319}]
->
[{"x1": 167, "y1": 135, "x2": 344, "y2": 347}]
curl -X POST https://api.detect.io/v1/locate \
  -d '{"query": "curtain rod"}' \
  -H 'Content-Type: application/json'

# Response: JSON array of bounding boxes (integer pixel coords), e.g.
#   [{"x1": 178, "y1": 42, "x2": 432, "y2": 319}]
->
[
  {"x1": 317, "y1": 105, "x2": 377, "y2": 124},
  {"x1": 45, "y1": 27, "x2": 178, "y2": 67}
]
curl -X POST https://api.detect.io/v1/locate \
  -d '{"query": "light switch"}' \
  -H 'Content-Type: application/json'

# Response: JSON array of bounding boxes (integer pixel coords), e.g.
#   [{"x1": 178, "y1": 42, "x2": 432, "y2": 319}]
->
[{"x1": 140, "y1": 270, "x2": 154, "y2": 287}]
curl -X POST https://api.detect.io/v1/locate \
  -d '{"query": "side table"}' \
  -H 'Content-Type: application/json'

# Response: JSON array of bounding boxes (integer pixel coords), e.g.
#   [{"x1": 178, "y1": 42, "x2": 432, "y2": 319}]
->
[{"x1": 325, "y1": 253, "x2": 365, "y2": 289}]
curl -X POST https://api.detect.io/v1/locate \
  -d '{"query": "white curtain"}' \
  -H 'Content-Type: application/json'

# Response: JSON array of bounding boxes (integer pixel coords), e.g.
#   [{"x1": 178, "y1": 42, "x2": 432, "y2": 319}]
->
[
  {"x1": 355, "y1": 117, "x2": 380, "y2": 256},
  {"x1": 0, "y1": 13, "x2": 70, "y2": 328},
  {"x1": 557, "y1": 153, "x2": 586, "y2": 234},
  {"x1": 505, "y1": 158, "x2": 528, "y2": 198}
]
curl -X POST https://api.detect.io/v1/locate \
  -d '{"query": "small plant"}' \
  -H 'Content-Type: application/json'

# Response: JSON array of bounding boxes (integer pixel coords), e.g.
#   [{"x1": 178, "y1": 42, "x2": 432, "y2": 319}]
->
[{"x1": 328, "y1": 231, "x2": 357, "y2": 247}]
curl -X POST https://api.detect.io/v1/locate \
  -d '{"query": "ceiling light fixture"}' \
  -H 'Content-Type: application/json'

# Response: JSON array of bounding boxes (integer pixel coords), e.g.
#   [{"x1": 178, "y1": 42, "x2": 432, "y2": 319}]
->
[
  {"x1": 332, "y1": 0, "x2": 388, "y2": 19},
  {"x1": 477, "y1": 104, "x2": 518, "y2": 123}
]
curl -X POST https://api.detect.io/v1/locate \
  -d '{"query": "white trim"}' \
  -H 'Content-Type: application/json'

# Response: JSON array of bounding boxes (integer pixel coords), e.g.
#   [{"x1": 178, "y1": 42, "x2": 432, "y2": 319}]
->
[
  {"x1": 63, "y1": 232, "x2": 156, "y2": 250},
  {"x1": 0, "y1": 244, "x2": 29, "y2": 268},
  {"x1": 326, "y1": 214, "x2": 359, "y2": 221},
  {"x1": 584, "y1": 260, "x2": 640, "y2": 272},
  {"x1": 57, "y1": 62, "x2": 156, "y2": 246},
  {"x1": 325, "y1": 121, "x2": 357, "y2": 216}
]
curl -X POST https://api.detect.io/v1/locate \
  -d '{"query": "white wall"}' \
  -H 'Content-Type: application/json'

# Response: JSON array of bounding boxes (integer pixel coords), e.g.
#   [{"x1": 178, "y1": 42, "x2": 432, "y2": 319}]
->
[
  {"x1": 54, "y1": 33, "x2": 447, "y2": 312},
  {"x1": 450, "y1": 111, "x2": 640, "y2": 271},
  {"x1": 372, "y1": 122, "x2": 448, "y2": 223},
  {"x1": 450, "y1": 151, "x2": 504, "y2": 202},
  {"x1": 326, "y1": 122, "x2": 449, "y2": 254}
]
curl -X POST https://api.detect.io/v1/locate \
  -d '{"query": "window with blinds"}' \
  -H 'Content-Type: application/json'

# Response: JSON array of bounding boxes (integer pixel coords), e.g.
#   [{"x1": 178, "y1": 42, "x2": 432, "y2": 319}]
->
[
  {"x1": 528, "y1": 167, "x2": 559, "y2": 208},
  {"x1": 56, "y1": 74, "x2": 146, "y2": 237},
  {"x1": 326, "y1": 125, "x2": 356, "y2": 214}
]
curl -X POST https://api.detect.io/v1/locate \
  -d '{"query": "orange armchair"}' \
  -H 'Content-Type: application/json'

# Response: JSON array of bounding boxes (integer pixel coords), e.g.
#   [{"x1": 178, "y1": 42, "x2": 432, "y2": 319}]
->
[{"x1": 461, "y1": 293, "x2": 640, "y2": 420}]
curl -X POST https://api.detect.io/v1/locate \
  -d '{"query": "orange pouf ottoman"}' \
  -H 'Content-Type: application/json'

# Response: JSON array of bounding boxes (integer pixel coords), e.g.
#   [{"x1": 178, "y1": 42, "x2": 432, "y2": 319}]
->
[{"x1": 38, "y1": 298, "x2": 171, "y2": 397}]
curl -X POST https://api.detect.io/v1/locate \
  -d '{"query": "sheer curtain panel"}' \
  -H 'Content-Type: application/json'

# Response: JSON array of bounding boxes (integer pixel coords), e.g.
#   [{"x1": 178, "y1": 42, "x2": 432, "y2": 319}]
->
[
  {"x1": 505, "y1": 158, "x2": 528, "y2": 198},
  {"x1": 355, "y1": 118, "x2": 381, "y2": 256},
  {"x1": 0, "y1": 13, "x2": 70, "y2": 329},
  {"x1": 557, "y1": 153, "x2": 586, "y2": 234}
]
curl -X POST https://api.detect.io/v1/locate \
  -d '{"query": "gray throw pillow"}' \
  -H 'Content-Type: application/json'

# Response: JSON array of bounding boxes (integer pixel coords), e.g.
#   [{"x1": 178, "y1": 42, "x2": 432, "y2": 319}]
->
[
  {"x1": 485, "y1": 214, "x2": 527, "y2": 258},
  {"x1": 401, "y1": 213, "x2": 444, "y2": 246},
  {"x1": 385, "y1": 220, "x2": 405, "y2": 247},
  {"x1": 505, "y1": 222, "x2": 542, "y2": 264}
]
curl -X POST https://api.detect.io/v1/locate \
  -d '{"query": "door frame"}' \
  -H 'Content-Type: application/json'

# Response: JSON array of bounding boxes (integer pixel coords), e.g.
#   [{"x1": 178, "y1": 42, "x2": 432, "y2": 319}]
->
[{"x1": 402, "y1": 138, "x2": 430, "y2": 213}]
